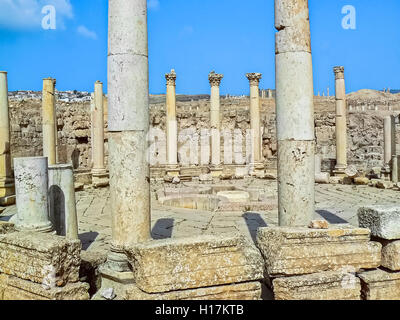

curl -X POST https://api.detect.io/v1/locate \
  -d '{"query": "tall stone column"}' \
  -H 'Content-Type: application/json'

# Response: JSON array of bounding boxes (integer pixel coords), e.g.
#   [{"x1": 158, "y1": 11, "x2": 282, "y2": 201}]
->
[
  {"x1": 209, "y1": 71, "x2": 224, "y2": 177},
  {"x1": 12, "y1": 157, "x2": 53, "y2": 233},
  {"x1": 275, "y1": 0, "x2": 315, "y2": 226},
  {"x1": 105, "y1": 0, "x2": 151, "y2": 274},
  {"x1": 49, "y1": 164, "x2": 79, "y2": 240},
  {"x1": 246, "y1": 73, "x2": 264, "y2": 175},
  {"x1": 333, "y1": 66, "x2": 348, "y2": 176},
  {"x1": 165, "y1": 69, "x2": 180, "y2": 177},
  {"x1": 91, "y1": 81, "x2": 109, "y2": 188},
  {"x1": 0, "y1": 71, "x2": 15, "y2": 206},
  {"x1": 42, "y1": 77, "x2": 57, "y2": 165},
  {"x1": 383, "y1": 115, "x2": 396, "y2": 180}
]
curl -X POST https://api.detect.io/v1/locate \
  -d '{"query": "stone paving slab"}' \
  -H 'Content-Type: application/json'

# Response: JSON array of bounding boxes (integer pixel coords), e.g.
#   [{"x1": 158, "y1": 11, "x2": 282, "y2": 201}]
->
[{"x1": 2, "y1": 181, "x2": 400, "y2": 255}]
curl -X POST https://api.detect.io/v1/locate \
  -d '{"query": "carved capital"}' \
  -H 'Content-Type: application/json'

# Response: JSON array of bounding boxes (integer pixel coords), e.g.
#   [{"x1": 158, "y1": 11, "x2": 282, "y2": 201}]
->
[
  {"x1": 334, "y1": 66, "x2": 345, "y2": 80},
  {"x1": 246, "y1": 73, "x2": 262, "y2": 86},
  {"x1": 208, "y1": 71, "x2": 224, "y2": 87},
  {"x1": 165, "y1": 69, "x2": 177, "y2": 86}
]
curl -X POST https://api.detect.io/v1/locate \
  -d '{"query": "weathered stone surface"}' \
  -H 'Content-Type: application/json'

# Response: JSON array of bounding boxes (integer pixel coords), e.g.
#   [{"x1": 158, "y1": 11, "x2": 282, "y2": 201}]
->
[
  {"x1": 380, "y1": 240, "x2": 400, "y2": 271},
  {"x1": 358, "y1": 268, "x2": 400, "y2": 300},
  {"x1": 358, "y1": 206, "x2": 400, "y2": 240},
  {"x1": 0, "y1": 273, "x2": 89, "y2": 300},
  {"x1": 256, "y1": 225, "x2": 381, "y2": 276},
  {"x1": 273, "y1": 271, "x2": 361, "y2": 300},
  {"x1": 0, "y1": 221, "x2": 15, "y2": 234},
  {"x1": 125, "y1": 234, "x2": 264, "y2": 293},
  {"x1": 309, "y1": 220, "x2": 329, "y2": 229},
  {"x1": 0, "y1": 231, "x2": 81, "y2": 286},
  {"x1": 354, "y1": 177, "x2": 370, "y2": 185},
  {"x1": 125, "y1": 281, "x2": 262, "y2": 301},
  {"x1": 79, "y1": 250, "x2": 107, "y2": 297}
]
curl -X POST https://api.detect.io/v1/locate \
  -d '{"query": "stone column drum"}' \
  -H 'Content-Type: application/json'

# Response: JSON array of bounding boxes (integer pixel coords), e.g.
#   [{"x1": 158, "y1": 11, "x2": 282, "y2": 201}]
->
[
  {"x1": 42, "y1": 78, "x2": 57, "y2": 165},
  {"x1": 49, "y1": 164, "x2": 79, "y2": 240},
  {"x1": 0, "y1": 71, "x2": 15, "y2": 205},
  {"x1": 383, "y1": 116, "x2": 396, "y2": 180},
  {"x1": 165, "y1": 69, "x2": 180, "y2": 177},
  {"x1": 246, "y1": 73, "x2": 264, "y2": 174},
  {"x1": 275, "y1": 0, "x2": 315, "y2": 226},
  {"x1": 12, "y1": 157, "x2": 53, "y2": 233},
  {"x1": 209, "y1": 71, "x2": 224, "y2": 177},
  {"x1": 91, "y1": 81, "x2": 109, "y2": 188},
  {"x1": 333, "y1": 66, "x2": 348, "y2": 176},
  {"x1": 106, "y1": 0, "x2": 151, "y2": 271}
]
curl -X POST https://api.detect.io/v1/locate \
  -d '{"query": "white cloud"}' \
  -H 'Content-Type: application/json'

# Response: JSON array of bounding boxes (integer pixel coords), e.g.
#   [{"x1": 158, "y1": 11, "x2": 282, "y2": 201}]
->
[
  {"x1": 147, "y1": 0, "x2": 160, "y2": 11},
  {"x1": 0, "y1": 0, "x2": 73, "y2": 30},
  {"x1": 77, "y1": 25, "x2": 97, "y2": 40}
]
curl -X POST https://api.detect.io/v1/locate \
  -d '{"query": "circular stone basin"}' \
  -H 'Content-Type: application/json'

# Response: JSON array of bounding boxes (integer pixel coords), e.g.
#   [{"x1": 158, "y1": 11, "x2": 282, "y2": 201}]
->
[{"x1": 216, "y1": 191, "x2": 250, "y2": 203}]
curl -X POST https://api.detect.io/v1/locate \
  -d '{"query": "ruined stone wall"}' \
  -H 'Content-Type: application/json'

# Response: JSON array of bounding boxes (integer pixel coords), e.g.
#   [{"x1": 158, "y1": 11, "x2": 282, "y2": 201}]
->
[{"x1": 8, "y1": 90, "x2": 400, "y2": 172}]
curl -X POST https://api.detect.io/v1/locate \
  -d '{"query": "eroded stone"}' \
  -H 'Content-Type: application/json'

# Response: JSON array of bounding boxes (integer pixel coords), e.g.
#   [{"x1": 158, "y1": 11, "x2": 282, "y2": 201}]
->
[
  {"x1": 358, "y1": 268, "x2": 400, "y2": 300},
  {"x1": 358, "y1": 206, "x2": 400, "y2": 240}
]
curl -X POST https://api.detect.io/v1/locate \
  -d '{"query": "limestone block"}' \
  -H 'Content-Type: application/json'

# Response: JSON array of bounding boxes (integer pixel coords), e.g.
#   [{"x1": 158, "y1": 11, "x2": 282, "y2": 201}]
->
[
  {"x1": 354, "y1": 177, "x2": 369, "y2": 185},
  {"x1": 315, "y1": 172, "x2": 330, "y2": 184},
  {"x1": 0, "y1": 274, "x2": 89, "y2": 300},
  {"x1": 273, "y1": 271, "x2": 361, "y2": 300},
  {"x1": 358, "y1": 206, "x2": 400, "y2": 240},
  {"x1": 376, "y1": 181, "x2": 393, "y2": 189},
  {"x1": 380, "y1": 240, "x2": 400, "y2": 271},
  {"x1": 358, "y1": 269, "x2": 400, "y2": 300},
  {"x1": 0, "y1": 221, "x2": 15, "y2": 234},
  {"x1": 256, "y1": 225, "x2": 381, "y2": 277},
  {"x1": 125, "y1": 282, "x2": 262, "y2": 301},
  {"x1": 0, "y1": 231, "x2": 81, "y2": 286},
  {"x1": 125, "y1": 234, "x2": 264, "y2": 293}
]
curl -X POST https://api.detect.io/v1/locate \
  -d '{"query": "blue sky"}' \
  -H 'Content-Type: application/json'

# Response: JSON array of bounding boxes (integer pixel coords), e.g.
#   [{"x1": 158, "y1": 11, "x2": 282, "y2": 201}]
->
[{"x1": 0, "y1": 0, "x2": 399, "y2": 95}]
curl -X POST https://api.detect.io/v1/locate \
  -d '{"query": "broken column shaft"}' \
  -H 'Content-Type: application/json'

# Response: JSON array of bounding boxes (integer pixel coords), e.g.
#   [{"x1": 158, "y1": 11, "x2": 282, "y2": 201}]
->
[
  {"x1": 209, "y1": 71, "x2": 224, "y2": 175},
  {"x1": 42, "y1": 78, "x2": 57, "y2": 165},
  {"x1": 106, "y1": 0, "x2": 151, "y2": 271},
  {"x1": 275, "y1": 0, "x2": 315, "y2": 226},
  {"x1": 0, "y1": 71, "x2": 15, "y2": 204},
  {"x1": 333, "y1": 66, "x2": 348, "y2": 175},
  {"x1": 13, "y1": 157, "x2": 53, "y2": 233},
  {"x1": 384, "y1": 116, "x2": 396, "y2": 169}
]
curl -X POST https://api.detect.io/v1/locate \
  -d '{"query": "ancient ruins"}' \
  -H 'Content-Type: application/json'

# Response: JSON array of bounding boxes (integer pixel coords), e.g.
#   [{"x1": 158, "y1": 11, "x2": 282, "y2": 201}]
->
[{"x1": 1, "y1": 0, "x2": 400, "y2": 301}]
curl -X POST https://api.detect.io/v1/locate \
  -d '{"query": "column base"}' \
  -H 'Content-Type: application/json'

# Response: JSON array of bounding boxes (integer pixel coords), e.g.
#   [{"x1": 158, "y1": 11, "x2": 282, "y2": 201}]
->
[
  {"x1": 333, "y1": 166, "x2": 347, "y2": 178},
  {"x1": 91, "y1": 169, "x2": 109, "y2": 188},
  {"x1": 381, "y1": 166, "x2": 391, "y2": 181},
  {"x1": 249, "y1": 162, "x2": 265, "y2": 177},
  {"x1": 165, "y1": 165, "x2": 180, "y2": 178},
  {"x1": 209, "y1": 165, "x2": 223, "y2": 178},
  {"x1": 94, "y1": 267, "x2": 135, "y2": 300},
  {"x1": 10, "y1": 217, "x2": 54, "y2": 233}
]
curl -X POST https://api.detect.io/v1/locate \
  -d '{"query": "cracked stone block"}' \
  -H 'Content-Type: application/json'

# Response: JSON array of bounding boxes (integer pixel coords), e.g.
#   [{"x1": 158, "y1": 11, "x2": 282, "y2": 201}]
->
[
  {"x1": 256, "y1": 225, "x2": 381, "y2": 277},
  {"x1": 125, "y1": 234, "x2": 264, "y2": 294},
  {"x1": 125, "y1": 282, "x2": 262, "y2": 300},
  {"x1": 358, "y1": 206, "x2": 400, "y2": 240},
  {"x1": 0, "y1": 231, "x2": 81, "y2": 286},
  {"x1": 0, "y1": 274, "x2": 89, "y2": 300},
  {"x1": 273, "y1": 271, "x2": 361, "y2": 300},
  {"x1": 358, "y1": 269, "x2": 400, "y2": 300}
]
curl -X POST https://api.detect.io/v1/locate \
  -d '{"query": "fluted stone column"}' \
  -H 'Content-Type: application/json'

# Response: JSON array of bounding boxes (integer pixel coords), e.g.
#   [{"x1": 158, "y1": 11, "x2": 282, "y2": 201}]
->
[
  {"x1": 165, "y1": 69, "x2": 180, "y2": 177},
  {"x1": 209, "y1": 71, "x2": 224, "y2": 177},
  {"x1": 333, "y1": 66, "x2": 348, "y2": 176},
  {"x1": 91, "y1": 81, "x2": 109, "y2": 188},
  {"x1": 42, "y1": 78, "x2": 57, "y2": 165},
  {"x1": 0, "y1": 71, "x2": 15, "y2": 206},
  {"x1": 105, "y1": 0, "x2": 151, "y2": 273},
  {"x1": 12, "y1": 157, "x2": 53, "y2": 233},
  {"x1": 275, "y1": 0, "x2": 315, "y2": 226},
  {"x1": 246, "y1": 73, "x2": 264, "y2": 175},
  {"x1": 49, "y1": 164, "x2": 79, "y2": 239}
]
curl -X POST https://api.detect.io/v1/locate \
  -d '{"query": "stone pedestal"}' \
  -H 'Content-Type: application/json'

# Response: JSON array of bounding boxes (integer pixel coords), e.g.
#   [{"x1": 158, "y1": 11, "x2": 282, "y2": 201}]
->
[
  {"x1": 48, "y1": 164, "x2": 79, "y2": 240},
  {"x1": 275, "y1": 0, "x2": 315, "y2": 226},
  {"x1": 246, "y1": 73, "x2": 263, "y2": 175},
  {"x1": 12, "y1": 157, "x2": 53, "y2": 233},
  {"x1": 42, "y1": 78, "x2": 57, "y2": 165},
  {"x1": 333, "y1": 66, "x2": 348, "y2": 176},
  {"x1": 91, "y1": 81, "x2": 108, "y2": 188},
  {"x1": 0, "y1": 72, "x2": 15, "y2": 206},
  {"x1": 99, "y1": 0, "x2": 151, "y2": 295},
  {"x1": 208, "y1": 71, "x2": 224, "y2": 176}
]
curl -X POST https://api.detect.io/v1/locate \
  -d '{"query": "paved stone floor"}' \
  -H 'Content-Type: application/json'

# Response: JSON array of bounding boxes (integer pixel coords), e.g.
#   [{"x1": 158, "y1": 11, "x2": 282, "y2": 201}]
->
[{"x1": 1, "y1": 180, "x2": 400, "y2": 256}]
